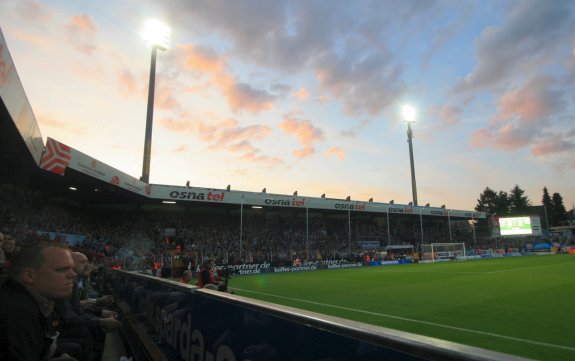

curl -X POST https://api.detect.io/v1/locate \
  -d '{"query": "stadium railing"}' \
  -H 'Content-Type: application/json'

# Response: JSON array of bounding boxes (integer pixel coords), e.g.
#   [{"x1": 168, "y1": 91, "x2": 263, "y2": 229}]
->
[{"x1": 110, "y1": 270, "x2": 534, "y2": 361}]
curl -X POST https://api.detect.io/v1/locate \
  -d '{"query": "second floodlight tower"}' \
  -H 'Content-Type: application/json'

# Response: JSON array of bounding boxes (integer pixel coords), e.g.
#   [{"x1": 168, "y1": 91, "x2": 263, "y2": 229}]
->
[
  {"x1": 402, "y1": 104, "x2": 418, "y2": 206},
  {"x1": 140, "y1": 19, "x2": 170, "y2": 183}
]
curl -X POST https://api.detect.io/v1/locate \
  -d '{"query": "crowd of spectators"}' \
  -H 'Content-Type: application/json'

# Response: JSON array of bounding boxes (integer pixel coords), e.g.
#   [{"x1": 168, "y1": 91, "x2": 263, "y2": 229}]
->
[{"x1": 2, "y1": 183, "x2": 571, "y2": 272}]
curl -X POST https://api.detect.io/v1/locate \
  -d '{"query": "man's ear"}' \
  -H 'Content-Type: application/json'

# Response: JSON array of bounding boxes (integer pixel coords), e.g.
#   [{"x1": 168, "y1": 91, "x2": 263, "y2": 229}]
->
[{"x1": 20, "y1": 268, "x2": 36, "y2": 285}]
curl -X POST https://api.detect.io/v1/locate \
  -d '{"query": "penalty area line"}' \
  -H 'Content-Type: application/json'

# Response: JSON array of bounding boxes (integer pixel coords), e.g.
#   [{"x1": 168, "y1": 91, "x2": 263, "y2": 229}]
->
[{"x1": 233, "y1": 288, "x2": 575, "y2": 353}]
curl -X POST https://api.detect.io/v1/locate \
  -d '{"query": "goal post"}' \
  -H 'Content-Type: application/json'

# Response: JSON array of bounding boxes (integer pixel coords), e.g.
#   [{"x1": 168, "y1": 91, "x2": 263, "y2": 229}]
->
[{"x1": 420, "y1": 243, "x2": 467, "y2": 263}]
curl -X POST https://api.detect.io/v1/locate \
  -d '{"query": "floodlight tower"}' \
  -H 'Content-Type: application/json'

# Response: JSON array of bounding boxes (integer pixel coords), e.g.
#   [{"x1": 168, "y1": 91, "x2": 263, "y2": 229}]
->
[
  {"x1": 402, "y1": 105, "x2": 418, "y2": 206},
  {"x1": 140, "y1": 19, "x2": 170, "y2": 183}
]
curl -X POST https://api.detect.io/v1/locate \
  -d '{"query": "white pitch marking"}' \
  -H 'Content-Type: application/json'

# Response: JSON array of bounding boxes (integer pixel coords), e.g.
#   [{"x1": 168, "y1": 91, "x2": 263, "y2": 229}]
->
[{"x1": 233, "y1": 288, "x2": 575, "y2": 352}]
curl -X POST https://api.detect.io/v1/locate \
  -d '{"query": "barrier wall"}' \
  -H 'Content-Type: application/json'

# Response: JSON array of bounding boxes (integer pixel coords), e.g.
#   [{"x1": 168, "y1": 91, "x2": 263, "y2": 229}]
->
[{"x1": 111, "y1": 270, "x2": 533, "y2": 361}]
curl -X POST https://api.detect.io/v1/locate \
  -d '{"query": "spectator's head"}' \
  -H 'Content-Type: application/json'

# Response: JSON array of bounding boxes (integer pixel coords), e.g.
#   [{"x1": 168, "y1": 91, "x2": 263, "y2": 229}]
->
[
  {"x1": 2, "y1": 236, "x2": 16, "y2": 254},
  {"x1": 72, "y1": 252, "x2": 90, "y2": 277},
  {"x1": 182, "y1": 270, "x2": 192, "y2": 282},
  {"x1": 9, "y1": 242, "x2": 76, "y2": 300}
]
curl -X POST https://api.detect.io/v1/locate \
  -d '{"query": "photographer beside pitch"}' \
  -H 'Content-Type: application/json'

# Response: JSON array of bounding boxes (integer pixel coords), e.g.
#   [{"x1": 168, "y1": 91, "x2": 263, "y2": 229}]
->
[
  {"x1": 197, "y1": 259, "x2": 236, "y2": 292},
  {"x1": 197, "y1": 259, "x2": 222, "y2": 290}
]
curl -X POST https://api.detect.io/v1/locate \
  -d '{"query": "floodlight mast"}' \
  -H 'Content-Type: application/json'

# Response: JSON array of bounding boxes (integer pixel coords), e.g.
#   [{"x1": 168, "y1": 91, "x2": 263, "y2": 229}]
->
[
  {"x1": 140, "y1": 20, "x2": 170, "y2": 183},
  {"x1": 402, "y1": 105, "x2": 418, "y2": 206}
]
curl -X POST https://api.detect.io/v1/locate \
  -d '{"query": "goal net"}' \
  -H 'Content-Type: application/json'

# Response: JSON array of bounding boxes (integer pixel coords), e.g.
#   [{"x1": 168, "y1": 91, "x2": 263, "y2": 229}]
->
[{"x1": 420, "y1": 243, "x2": 467, "y2": 263}]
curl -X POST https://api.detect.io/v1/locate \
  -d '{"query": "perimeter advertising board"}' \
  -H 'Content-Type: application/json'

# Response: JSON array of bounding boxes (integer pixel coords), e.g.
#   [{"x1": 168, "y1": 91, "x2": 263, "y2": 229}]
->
[{"x1": 115, "y1": 272, "x2": 432, "y2": 361}]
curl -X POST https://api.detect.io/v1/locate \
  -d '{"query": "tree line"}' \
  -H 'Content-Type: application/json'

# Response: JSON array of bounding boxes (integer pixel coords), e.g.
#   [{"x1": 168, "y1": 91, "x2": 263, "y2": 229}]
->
[{"x1": 474, "y1": 185, "x2": 570, "y2": 228}]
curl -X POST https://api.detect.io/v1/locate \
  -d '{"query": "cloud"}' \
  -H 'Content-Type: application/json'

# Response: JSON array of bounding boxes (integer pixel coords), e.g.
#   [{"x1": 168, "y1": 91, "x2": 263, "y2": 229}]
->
[
  {"x1": 172, "y1": 145, "x2": 190, "y2": 154},
  {"x1": 279, "y1": 114, "x2": 324, "y2": 159},
  {"x1": 430, "y1": 104, "x2": 462, "y2": 129},
  {"x1": 270, "y1": 83, "x2": 291, "y2": 96},
  {"x1": 167, "y1": 1, "x2": 411, "y2": 117},
  {"x1": 154, "y1": 81, "x2": 180, "y2": 110},
  {"x1": 176, "y1": 43, "x2": 276, "y2": 113},
  {"x1": 454, "y1": 0, "x2": 574, "y2": 92},
  {"x1": 492, "y1": 76, "x2": 563, "y2": 126},
  {"x1": 325, "y1": 146, "x2": 346, "y2": 160},
  {"x1": 178, "y1": 44, "x2": 225, "y2": 74},
  {"x1": 65, "y1": 14, "x2": 97, "y2": 55},
  {"x1": 292, "y1": 87, "x2": 308, "y2": 101},
  {"x1": 225, "y1": 82, "x2": 275, "y2": 113},
  {"x1": 470, "y1": 74, "x2": 571, "y2": 156},
  {"x1": 531, "y1": 137, "x2": 575, "y2": 156},
  {"x1": 159, "y1": 114, "x2": 279, "y2": 165},
  {"x1": 470, "y1": 126, "x2": 532, "y2": 151},
  {"x1": 16, "y1": 0, "x2": 49, "y2": 21},
  {"x1": 117, "y1": 70, "x2": 139, "y2": 98},
  {"x1": 313, "y1": 49, "x2": 404, "y2": 117}
]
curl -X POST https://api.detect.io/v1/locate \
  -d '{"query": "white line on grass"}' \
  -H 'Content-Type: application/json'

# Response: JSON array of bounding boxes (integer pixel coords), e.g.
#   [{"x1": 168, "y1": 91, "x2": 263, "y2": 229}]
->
[
  {"x1": 486, "y1": 260, "x2": 575, "y2": 274},
  {"x1": 233, "y1": 288, "x2": 575, "y2": 353}
]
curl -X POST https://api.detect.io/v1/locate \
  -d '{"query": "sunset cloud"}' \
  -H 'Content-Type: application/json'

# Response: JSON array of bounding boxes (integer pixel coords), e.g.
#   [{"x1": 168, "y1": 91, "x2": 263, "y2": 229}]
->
[
  {"x1": 325, "y1": 146, "x2": 346, "y2": 160},
  {"x1": 65, "y1": 15, "x2": 97, "y2": 55},
  {"x1": 492, "y1": 76, "x2": 562, "y2": 126},
  {"x1": 292, "y1": 87, "x2": 308, "y2": 101},
  {"x1": 117, "y1": 70, "x2": 139, "y2": 98},
  {"x1": 159, "y1": 115, "x2": 277, "y2": 164},
  {"x1": 16, "y1": 0, "x2": 49, "y2": 22},
  {"x1": 154, "y1": 82, "x2": 180, "y2": 110},
  {"x1": 176, "y1": 43, "x2": 276, "y2": 113},
  {"x1": 178, "y1": 44, "x2": 226, "y2": 74},
  {"x1": 279, "y1": 115, "x2": 324, "y2": 159},
  {"x1": 454, "y1": 0, "x2": 573, "y2": 92},
  {"x1": 531, "y1": 138, "x2": 575, "y2": 156},
  {"x1": 224, "y1": 82, "x2": 275, "y2": 113}
]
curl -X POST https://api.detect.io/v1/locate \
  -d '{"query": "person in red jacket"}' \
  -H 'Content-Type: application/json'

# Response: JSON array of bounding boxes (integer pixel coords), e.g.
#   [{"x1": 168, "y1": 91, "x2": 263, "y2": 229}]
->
[{"x1": 197, "y1": 259, "x2": 218, "y2": 289}]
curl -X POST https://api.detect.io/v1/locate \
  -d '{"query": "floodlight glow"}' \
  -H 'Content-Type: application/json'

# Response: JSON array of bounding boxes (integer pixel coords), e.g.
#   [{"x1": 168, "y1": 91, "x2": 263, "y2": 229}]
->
[
  {"x1": 401, "y1": 105, "x2": 416, "y2": 123},
  {"x1": 143, "y1": 19, "x2": 170, "y2": 51}
]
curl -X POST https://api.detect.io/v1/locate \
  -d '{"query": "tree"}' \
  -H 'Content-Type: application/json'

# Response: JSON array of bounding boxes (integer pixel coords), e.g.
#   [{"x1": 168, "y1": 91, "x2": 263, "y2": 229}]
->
[
  {"x1": 494, "y1": 191, "x2": 511, "y2": 215},
  {"x1": 508, "y1": 185, "x2": 531, "y2": 214},
  {"x1": 475, "y1": 187, "x2": 498, "y2": 214},
  {"x1": 541, "y1": 187, "x2": 553, "y2": 228},
  {"x1": 551, "y1": 192, "x2": 567, "y2": 226}
]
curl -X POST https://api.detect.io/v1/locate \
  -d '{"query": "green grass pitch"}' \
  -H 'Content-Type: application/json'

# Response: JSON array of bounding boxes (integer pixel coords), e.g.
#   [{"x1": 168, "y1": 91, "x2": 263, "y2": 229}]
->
[{"x1": 229, "y1": 255, "x2": 575, "y2": 361}]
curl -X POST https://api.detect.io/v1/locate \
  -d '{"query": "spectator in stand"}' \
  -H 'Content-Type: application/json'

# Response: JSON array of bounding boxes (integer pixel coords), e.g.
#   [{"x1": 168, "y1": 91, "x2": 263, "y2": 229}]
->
[
  {"x1": 198, "y1": 259, "x2": 220, "y2": 290},
  {"x1": 0, "y1": 241, "x2": 79, "y2": 361},
  {"x1": 55, "y1": 251, "x2": 122, "y2": 361},
  {"x1": 1, "y1": 234, "x2": 16, "y2": 272},
  {"x1": 0, "y1": 232, "x2": 5, "y2": 274},
  {"x1": 181, "y1": 269, "x2": 193, "y2": 284}
]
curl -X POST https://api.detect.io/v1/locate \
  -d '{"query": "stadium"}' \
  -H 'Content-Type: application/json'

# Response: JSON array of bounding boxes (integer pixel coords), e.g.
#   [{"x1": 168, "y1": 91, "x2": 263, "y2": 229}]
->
[{"x1": 1, "y1": 22, "x2": 574, "y2": 361}]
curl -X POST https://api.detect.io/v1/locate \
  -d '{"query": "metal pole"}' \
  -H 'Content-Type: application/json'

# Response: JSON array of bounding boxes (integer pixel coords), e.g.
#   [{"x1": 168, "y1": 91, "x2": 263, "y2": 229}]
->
[
  {"x1": 543, "y1": 205, "x2": 549, "y2": 230},
  {"x1": 386, "y1": 208, "x2": 391, "y2": 247},
  {"x1": 419, "y1": 208, "x2": 424, "y2": 243},
  {"x1": 141, "y1": 46, "x2": 158, "y2": 183},
  {"x1": 448, "y1": 210, "x2": 453, "y2": 243},
  {"x1": 348, "y1": 208, "x2": 351, "y2": 258},
  {"x1": 306, "y1": 207, "x2": 309, "y2": 260},
  {"x1": 239, "y1": 196, "x2": 244, "y2": 262},
  {"x1": 406, "y1": 122, "x2": 418, "y2": 206}
]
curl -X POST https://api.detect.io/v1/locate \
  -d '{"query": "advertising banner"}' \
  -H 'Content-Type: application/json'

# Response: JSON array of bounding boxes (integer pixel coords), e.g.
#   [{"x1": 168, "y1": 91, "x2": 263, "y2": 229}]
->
[
  {"x1": 150, "y1": 184, "x2": 485, "y2": 218},
  {"x1": 40, "y1": 137, "x2": 151, "y2": 196},
  {"x1": 115, "y1": 272, "x2": 432, "y2": 361}
]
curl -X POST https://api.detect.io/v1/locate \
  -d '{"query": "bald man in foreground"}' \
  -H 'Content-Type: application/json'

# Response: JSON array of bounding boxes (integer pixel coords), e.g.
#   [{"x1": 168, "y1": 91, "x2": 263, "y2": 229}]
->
[{"x1": 0, "y1": 242, "x2": 78, "y2": 361}]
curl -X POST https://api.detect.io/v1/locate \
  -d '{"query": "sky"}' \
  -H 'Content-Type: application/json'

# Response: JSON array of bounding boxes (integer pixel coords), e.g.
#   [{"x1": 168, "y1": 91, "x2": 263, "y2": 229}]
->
[{"x1": 0, "y1": 0, "x2": 574, "y2": 212}]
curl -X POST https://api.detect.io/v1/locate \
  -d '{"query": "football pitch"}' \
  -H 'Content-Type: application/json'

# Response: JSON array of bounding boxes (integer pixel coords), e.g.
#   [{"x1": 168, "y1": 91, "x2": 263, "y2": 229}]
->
[{"x1": 229, "y1": 255, "x2": 575, "y2": 361}]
